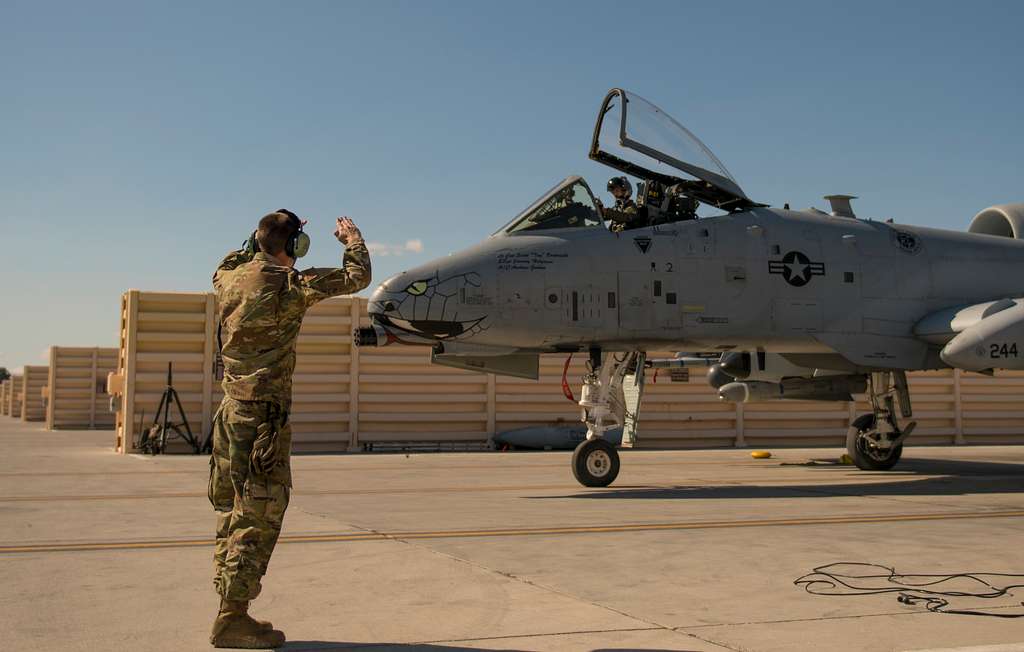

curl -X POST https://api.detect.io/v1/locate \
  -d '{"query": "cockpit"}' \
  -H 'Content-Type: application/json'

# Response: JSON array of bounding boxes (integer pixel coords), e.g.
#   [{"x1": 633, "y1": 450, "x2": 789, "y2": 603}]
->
[
  {"x1": 498, "y1": 88, "x2": 760, "y2": 236},
  {"x1": 503, "y1": 178, "x2": 603, "y2": 234}
]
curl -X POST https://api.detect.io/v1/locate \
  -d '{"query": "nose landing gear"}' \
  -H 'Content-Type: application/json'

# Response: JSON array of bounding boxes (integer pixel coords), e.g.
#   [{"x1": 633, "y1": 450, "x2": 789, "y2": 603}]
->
[{"x1": 571, "y1": 349, "x2": 644, "y2": 487}]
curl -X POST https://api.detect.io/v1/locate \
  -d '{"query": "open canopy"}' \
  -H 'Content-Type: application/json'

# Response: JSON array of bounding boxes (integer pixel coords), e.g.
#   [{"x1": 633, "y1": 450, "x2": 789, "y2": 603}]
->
[{"x1": 589, "y1": 88, "x2": 756, "y2": 211}]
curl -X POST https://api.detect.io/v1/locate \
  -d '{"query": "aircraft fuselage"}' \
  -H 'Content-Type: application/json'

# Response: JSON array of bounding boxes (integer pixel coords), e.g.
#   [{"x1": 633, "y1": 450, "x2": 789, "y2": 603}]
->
[{"x1": 369, "y1": 208, "x2": 1024, "y2": 371}]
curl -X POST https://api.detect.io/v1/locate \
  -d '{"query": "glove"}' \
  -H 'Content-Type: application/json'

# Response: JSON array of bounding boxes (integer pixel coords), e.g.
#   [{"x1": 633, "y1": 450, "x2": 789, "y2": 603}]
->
[
  {"x1": 249, "y1": 404, "x2": 287, "y2": 475},
  {"x1": 249, "y1": 420, "x2": 280, "y2": 475}
]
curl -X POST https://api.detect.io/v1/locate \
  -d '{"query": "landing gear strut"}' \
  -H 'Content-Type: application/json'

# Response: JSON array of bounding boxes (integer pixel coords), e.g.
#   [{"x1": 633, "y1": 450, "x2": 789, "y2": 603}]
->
[
  {"x1": 846, "y1": 370, "x2": 917, "y2": 471},
  {"x1": 571, "y1": 349, "x2": 644, "y2": 487}
]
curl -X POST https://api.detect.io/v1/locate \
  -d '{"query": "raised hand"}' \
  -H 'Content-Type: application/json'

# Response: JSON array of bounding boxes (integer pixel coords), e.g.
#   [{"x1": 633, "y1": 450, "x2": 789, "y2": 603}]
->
[{"x1": 334, "y1": 217, "x2": 363, "y2": 245}]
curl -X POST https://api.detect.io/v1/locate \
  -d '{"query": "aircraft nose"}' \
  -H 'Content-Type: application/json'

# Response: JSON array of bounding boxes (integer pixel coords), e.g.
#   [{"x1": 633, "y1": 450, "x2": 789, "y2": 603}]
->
[
  {"x1": 360, "y1": 268, "x2": 489, "y2": 346},
  {"x1": 367, "y1": 281, "x2": 402, "y2": 317}
]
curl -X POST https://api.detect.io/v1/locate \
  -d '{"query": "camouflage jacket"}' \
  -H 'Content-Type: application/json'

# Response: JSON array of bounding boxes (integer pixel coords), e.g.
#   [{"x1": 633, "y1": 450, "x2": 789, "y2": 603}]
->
[
  {"x1": 614, "y1": 198, "x2": 638, "y2": 214},
  {"x1": 605, "y1": 198, "x2": 641, "y2": 232},
  {"x1": 213, "y1": 240, "x2": 371, "y2": 407}
]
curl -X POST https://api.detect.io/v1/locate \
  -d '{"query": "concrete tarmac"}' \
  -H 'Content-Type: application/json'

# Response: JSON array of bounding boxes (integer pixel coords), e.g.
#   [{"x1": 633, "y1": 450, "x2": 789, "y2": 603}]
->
[{"x1": 2, "y1": 419, "x2": 1023, "y2": 652}]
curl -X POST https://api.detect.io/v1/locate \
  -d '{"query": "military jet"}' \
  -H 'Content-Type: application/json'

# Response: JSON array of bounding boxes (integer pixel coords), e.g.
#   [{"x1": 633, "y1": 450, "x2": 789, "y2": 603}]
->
[{"x1": 355, "y1": 88, "x2": 1024, "y2": 488}]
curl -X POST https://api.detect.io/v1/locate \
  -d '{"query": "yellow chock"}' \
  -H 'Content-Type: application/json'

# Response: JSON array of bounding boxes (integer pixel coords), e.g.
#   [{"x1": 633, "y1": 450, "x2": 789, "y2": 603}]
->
[
  {"x1": 838, "y1": 453, "x2": 854, "y2": 465},
  {"x1": 750, "y1": 450, "x2": 772, "y2": 459}
]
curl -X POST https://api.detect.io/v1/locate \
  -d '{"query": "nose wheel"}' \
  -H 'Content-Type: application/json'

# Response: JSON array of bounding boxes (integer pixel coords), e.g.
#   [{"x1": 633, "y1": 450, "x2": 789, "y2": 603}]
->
[{"x1": 572, "y1": 438, "x2": 620, "y2": 487}]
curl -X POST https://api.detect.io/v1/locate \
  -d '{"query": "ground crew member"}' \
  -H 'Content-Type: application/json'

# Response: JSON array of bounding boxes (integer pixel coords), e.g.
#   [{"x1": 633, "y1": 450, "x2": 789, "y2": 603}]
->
[
  {"x1": 603, "y1": 176, "x2": 643, "y2": 232},
  {"x1": 208, "y1": 210, "x2": 370, "y2": 648}
]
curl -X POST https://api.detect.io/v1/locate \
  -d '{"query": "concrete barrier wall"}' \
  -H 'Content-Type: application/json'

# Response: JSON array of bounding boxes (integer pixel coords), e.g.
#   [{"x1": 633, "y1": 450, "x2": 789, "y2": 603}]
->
[
  {"x1": 107, "y1": 290, "x2": 1024, "y2": 453},
  {"x1": 20, "y1": 366, "x2": 48, "y2": 422},
  {"x1": 109, "y1": 291, "x2": 491, "y2": 453},
  {"x1": 46, "y1": 347, "x2": 118, "y2": 430},
  {"x1": 7, "y1": 375, "x2": 23, "y2": 418},
  {"x1": 112, "y1": 291, "x2": 215, "y2": 453}
]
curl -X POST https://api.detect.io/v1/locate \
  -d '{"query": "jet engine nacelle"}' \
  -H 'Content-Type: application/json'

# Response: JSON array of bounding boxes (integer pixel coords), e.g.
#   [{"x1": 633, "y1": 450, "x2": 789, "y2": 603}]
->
[
  {"x1": 718, "y1": 375, "x2": 867, "y2": 403},
  {"x1": 941, "y1": 300, "x2": 1024, "y2": 371},
  {"x1": 968, "y1": 203, "x2": 1024, "y2": 239}
]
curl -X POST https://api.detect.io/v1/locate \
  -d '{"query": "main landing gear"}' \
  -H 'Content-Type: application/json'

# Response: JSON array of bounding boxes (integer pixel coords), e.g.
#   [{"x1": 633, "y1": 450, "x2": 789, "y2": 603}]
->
[
  {"x1": 846, "y1": 370, "x2": 917, "y2": 471},
  {"x1": 572, "y1": 349, "x2": 645, "y2": 487}
]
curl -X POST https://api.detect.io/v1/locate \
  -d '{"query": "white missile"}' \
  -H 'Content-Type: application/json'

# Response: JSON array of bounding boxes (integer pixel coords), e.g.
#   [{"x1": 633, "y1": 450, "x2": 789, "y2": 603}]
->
[
  {"x1": 718, "y1": 376, "x2": 866, "y2": 403},
  {"x1": 718, "y1": 381, "x2": 782, "y2": 402}
]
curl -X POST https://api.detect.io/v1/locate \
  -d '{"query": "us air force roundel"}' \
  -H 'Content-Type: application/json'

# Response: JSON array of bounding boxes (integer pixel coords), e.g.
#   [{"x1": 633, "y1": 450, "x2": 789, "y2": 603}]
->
[
  {"x1": 768, "y1": 251, "x2": 825, "y2": 287},
  {"x1": 634, "y1": 236, "x2": 652, "y2": 254}
]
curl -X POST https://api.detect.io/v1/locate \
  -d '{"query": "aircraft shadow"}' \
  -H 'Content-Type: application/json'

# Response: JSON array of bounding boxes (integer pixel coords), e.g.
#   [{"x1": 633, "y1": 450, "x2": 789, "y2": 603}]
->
[{"x1": 532, "y1": 457, "x2": 1024, "y2": 501}]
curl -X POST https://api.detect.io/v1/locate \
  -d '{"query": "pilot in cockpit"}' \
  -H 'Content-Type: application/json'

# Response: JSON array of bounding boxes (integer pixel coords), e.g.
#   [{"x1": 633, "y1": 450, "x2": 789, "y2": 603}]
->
[{"x1": 602, "y1": 176, "x2": 645, "y2": 232}]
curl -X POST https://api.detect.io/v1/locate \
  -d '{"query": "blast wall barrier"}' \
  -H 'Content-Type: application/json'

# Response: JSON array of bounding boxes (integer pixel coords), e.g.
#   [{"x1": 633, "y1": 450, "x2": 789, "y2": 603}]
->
[
  {"x1": 20, "y1": 366, "x2": 48, "y2": 422},
  {"x1": 7, "y1": 375, "x2": 23, "y2": 419},
  {"x1": 45, "y1": 347, "x2": 118, "y2": 430},
  {"x1": 108, "y1": 290, "x2": 1023, "y2": 453}
]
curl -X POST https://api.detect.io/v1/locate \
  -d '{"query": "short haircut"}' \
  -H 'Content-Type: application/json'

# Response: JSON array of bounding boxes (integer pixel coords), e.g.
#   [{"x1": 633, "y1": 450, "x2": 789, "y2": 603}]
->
[{"x1": 256, "y1": 210, "x2": 300, "y2": 255}]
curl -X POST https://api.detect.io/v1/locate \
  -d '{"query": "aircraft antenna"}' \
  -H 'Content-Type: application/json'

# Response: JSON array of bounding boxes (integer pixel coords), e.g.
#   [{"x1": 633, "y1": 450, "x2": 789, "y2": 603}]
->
[{"x1": 824, "y1": 194, "x2": 858, "y2": 218}]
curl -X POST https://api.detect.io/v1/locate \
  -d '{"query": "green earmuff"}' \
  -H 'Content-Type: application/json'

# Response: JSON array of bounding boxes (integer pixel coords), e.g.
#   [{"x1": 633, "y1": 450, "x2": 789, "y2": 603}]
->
[
  {"x1": 277, "y1": 208, "x2": 309, "y2": 259},
  {"x1": 288, "y1": 229, "x2": 310, "y2": 259},
  {"x1": 245, "y1": 231, "x2": 261, "y2": 254},
  {"x1": 246, "y1": 209, "x2": 310, "y2": 259}
]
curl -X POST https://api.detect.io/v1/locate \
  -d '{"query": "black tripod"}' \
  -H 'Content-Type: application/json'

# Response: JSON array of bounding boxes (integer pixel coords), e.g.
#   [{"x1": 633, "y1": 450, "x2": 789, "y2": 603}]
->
[{"x1": 139, "y1": 362, "x2": 199, "y2": 454}]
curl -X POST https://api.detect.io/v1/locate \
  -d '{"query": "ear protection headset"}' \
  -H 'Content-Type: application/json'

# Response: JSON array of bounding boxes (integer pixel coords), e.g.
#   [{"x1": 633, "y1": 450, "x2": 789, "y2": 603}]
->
[
  {"x1": 246, "y1": 209, "x2": 311, "y2": 258},
  {"x1": 275, "y1": 208, "x2": 311, "y2": 258}
]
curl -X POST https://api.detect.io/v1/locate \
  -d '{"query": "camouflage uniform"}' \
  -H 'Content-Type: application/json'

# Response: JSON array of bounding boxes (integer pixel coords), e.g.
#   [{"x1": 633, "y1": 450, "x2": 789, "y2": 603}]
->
[
  {"x1": 606, "y1": 197, "x2": 642, "y2": 232},
  {"x1": 209, "y1": 243, "x2": 370, "y2": 601}
]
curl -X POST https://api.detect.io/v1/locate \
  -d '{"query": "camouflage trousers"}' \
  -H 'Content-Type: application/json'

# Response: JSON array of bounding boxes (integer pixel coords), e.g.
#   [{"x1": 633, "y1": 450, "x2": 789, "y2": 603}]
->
[{"x1": 208, "y1": 396, "x2": 292, "y2": 601}]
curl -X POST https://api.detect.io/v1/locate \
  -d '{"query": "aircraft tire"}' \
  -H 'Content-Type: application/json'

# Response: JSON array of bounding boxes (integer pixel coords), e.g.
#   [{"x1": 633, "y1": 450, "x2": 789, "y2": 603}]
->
[
  {"x1": 846, "y1": 413, "x2": 903, "y2": 471},
  {"x1": 572, "y1": 438, "x2": 620, "y2": 487}
]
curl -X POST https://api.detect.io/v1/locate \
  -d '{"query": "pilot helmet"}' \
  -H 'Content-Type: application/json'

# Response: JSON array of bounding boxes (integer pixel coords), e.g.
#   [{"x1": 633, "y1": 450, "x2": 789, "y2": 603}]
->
[{"x1": 607, "y1": 176, "x2": 632, "y2": 198}]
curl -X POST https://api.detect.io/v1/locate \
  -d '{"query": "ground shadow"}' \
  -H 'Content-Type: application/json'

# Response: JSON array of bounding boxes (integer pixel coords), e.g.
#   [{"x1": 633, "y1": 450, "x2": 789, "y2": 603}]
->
[
  {"x1": 285, "y1": 643, "x2": 692, "y2": 652},
  {"x1": 285, "y1": 643, "x2": 486, "y2": 651},
  {"x1": 531, "y1": 457, "x2": 1024, "y2": 501}
]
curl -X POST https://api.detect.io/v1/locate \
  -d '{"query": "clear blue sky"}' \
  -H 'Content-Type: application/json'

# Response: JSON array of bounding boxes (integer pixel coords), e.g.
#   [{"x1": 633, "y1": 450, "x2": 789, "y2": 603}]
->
[{"x1": 2, "y1": 0, "x2": 1022, "y2": 372}]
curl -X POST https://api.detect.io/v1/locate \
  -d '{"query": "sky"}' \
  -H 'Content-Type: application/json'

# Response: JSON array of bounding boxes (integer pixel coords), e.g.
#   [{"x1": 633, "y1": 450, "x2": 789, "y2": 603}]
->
[{"x1": 2, "y1": 0, "x2": 1023, "y2": 372}]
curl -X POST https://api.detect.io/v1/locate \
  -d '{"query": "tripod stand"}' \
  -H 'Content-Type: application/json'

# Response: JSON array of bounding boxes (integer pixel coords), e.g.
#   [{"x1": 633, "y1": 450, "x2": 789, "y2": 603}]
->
[{"x1": 139, "y1": 362, "x2": 199, "y2": 454}]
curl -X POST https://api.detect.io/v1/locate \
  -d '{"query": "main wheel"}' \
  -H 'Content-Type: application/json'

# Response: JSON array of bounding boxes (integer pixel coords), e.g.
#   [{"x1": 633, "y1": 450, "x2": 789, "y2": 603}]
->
[
  {"x1": 846, "y1": 413, "x2": 903, "y2": 471},
  {"x1": 572, "y1": 438, "x2": 620, "y2": 487}
]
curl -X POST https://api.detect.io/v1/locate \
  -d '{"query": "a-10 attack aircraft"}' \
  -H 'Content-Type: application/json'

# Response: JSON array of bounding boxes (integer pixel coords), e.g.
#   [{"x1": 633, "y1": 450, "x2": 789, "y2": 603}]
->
[{"x1": 355, "y1": 88, "x2": 1024, "y2": 488}]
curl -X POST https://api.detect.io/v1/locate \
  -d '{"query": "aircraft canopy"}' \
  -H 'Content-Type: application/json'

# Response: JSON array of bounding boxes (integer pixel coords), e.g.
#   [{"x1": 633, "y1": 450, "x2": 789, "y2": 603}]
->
[{"x1": 590, "y1": 89, "x2": 755, "y2": 210}]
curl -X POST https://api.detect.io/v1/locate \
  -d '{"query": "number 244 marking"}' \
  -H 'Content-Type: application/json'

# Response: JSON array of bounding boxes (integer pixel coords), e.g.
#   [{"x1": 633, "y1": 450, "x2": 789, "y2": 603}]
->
[{"x1": 990, "y1": 343, "x2": 1019, "y2": 358}]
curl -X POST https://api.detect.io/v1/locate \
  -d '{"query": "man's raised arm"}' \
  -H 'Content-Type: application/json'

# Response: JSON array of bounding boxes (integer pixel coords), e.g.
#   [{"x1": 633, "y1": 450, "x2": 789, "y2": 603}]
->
[{"x1": 299, "y1": 217, "x2": 372, "y2": 305}]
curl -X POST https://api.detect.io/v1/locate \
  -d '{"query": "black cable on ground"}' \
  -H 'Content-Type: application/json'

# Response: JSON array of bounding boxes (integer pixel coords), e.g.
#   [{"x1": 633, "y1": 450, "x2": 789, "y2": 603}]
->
[{"x1": 794, "y1": 562, "x2": 1024, "y2": 618}]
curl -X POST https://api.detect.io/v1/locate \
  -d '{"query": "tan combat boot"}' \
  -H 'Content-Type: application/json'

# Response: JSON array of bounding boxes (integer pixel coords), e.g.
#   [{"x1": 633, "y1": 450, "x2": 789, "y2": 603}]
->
[{"x1": 210, "y1": 599, "x2": 286, "y2": 649}]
